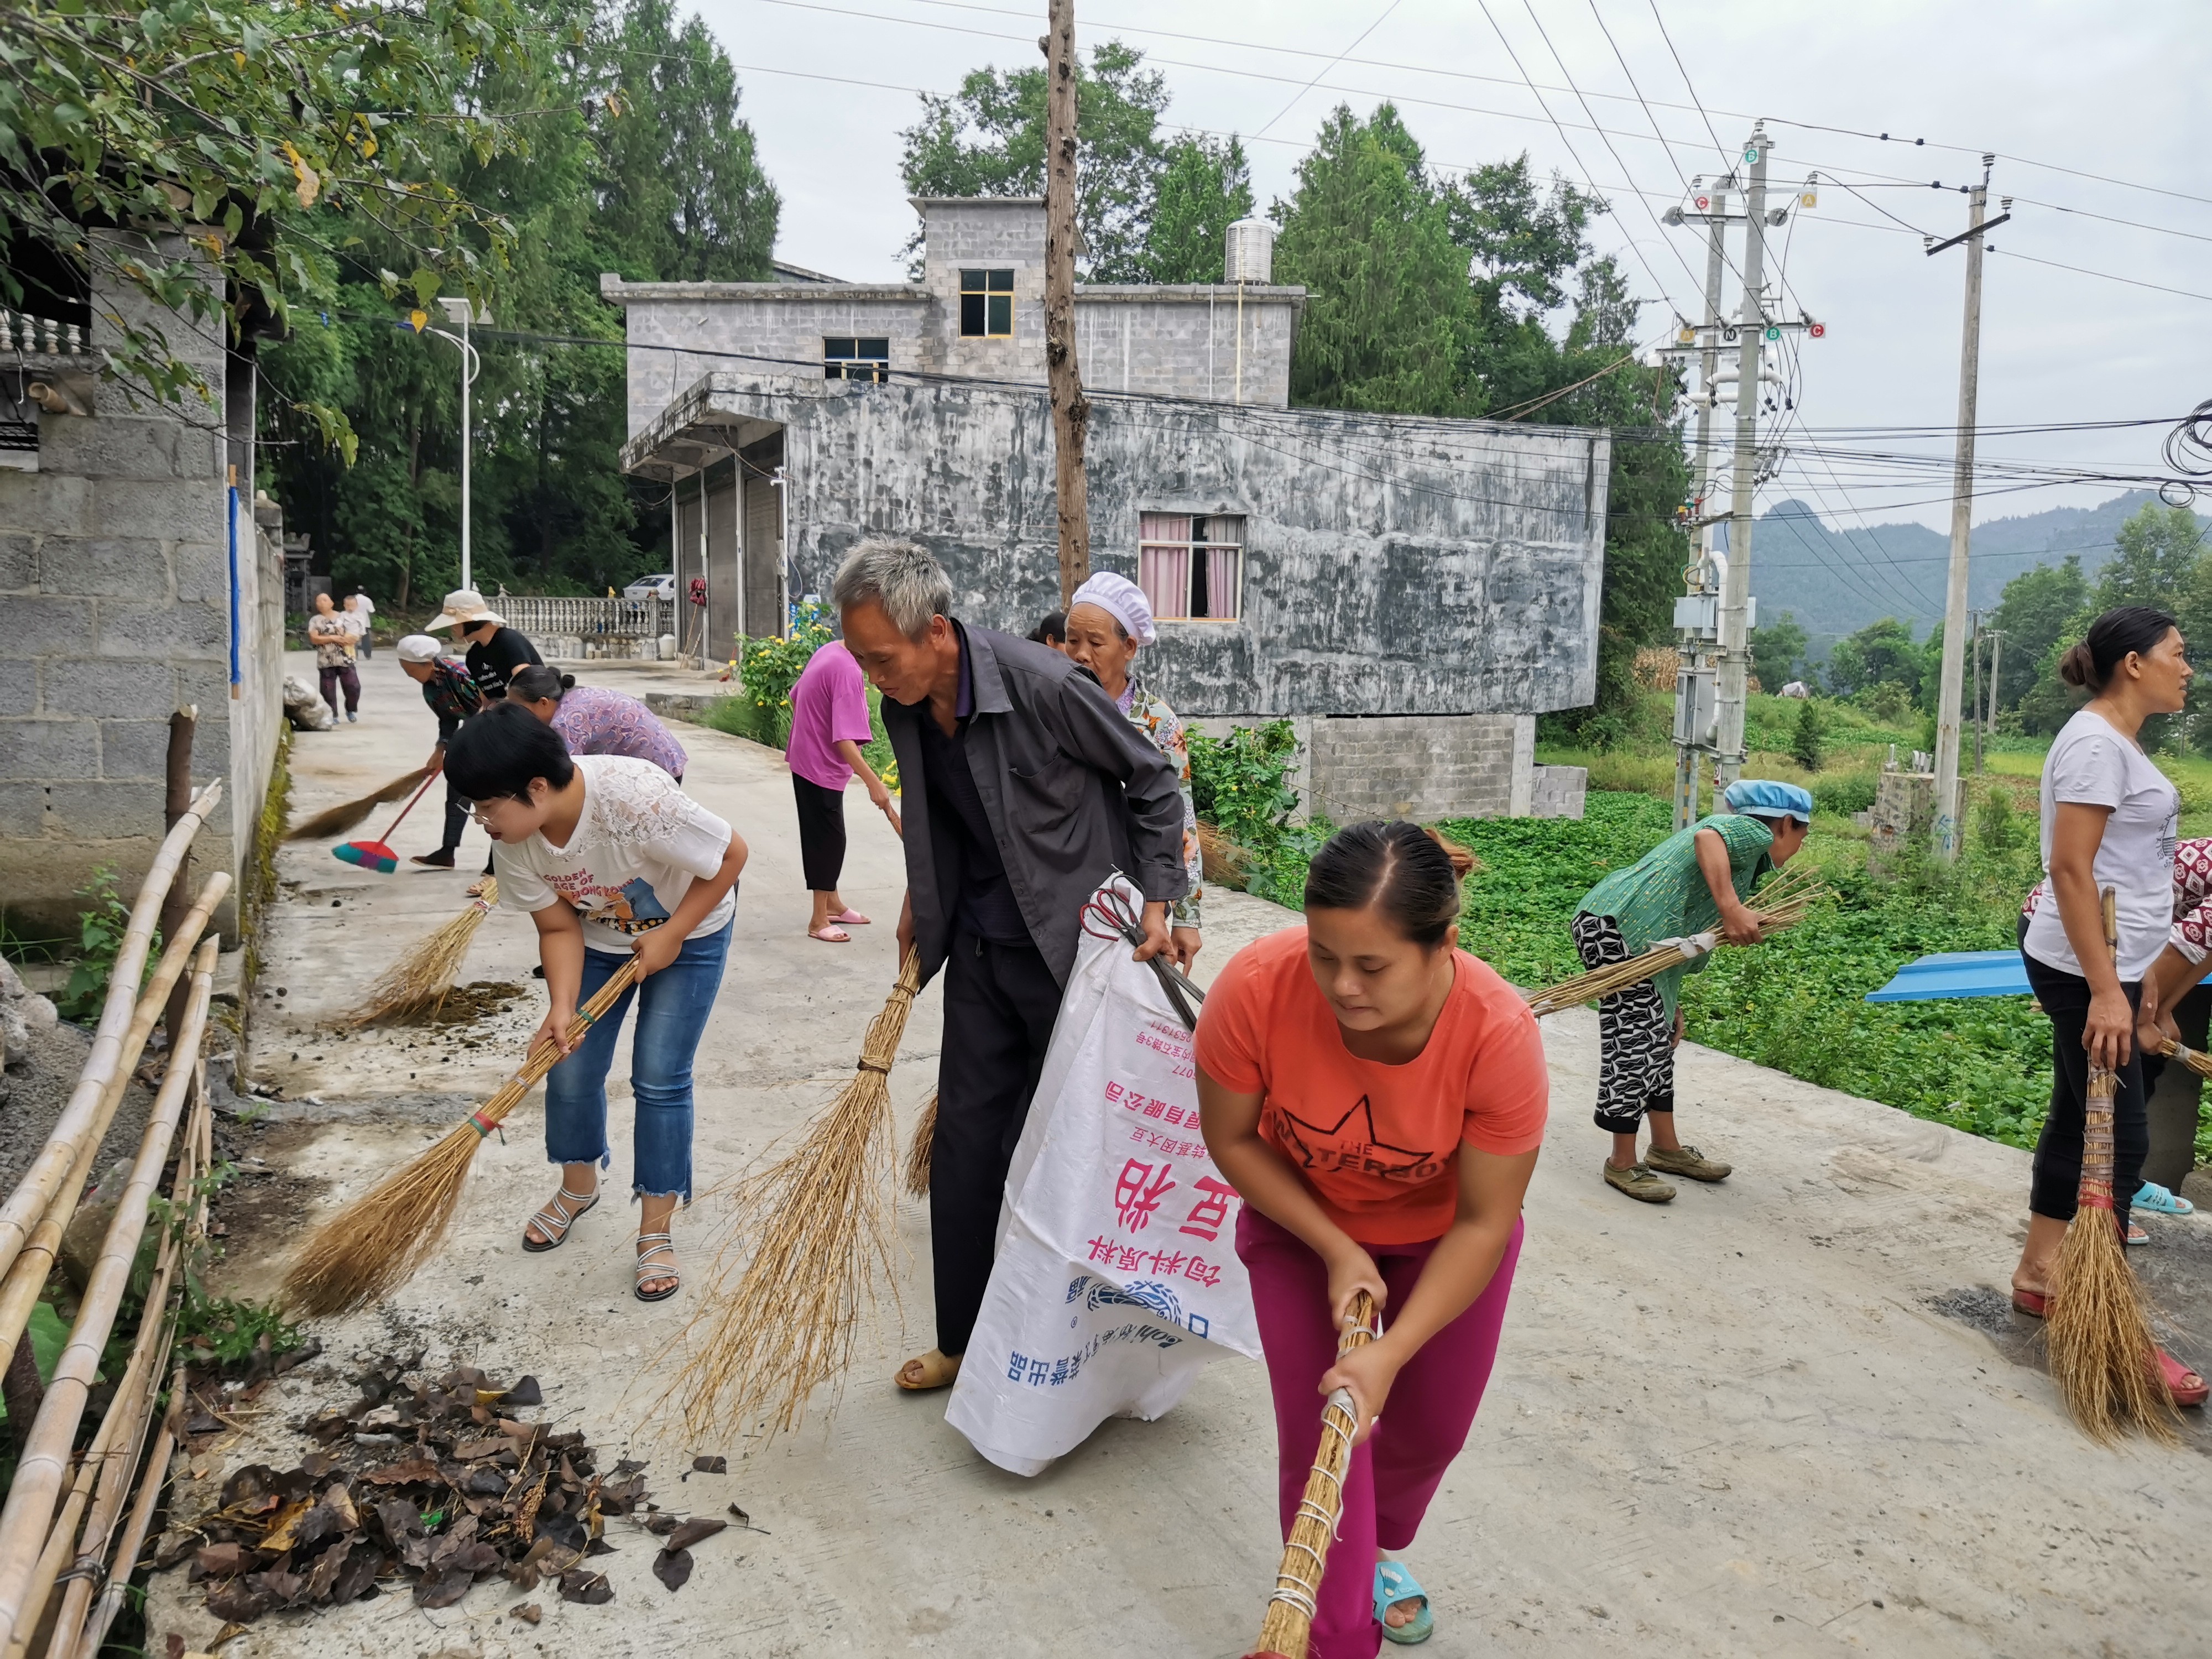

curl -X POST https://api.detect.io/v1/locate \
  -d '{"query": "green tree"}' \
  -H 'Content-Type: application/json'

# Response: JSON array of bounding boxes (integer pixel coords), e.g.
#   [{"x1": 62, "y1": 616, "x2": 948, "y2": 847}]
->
[
  {"x1": 1824, "y1": 617, "x2": 1929, "y2": 704},
  {"x1": 1751, "y1": 610, "x2": 1811, "y2": 687},
  {"x1": 2095, "y1": 501, "x2": 2205, "y2": 611},
  {"x1": 596, "y1": 0, "x2": 780, "y2": 283},
  {"x1": 1138, "y1": 135, "x2": 1253, "y2": 283},
  {"x1": 1271, "y1": 105, "x2": 1477, "y2": 418},
  {"x1": 1988, "y1": 555, "x2": 2089, "y2": 711},
  {"x1": 1790, "y1": 697, "x2": 1824, "y2": 771},
  {"x1": 896, "y1": 41, "x2": 1170, "y2": 280},
  {"x1": 0, "y1": 0, "x2": 534, "y2": 441}
]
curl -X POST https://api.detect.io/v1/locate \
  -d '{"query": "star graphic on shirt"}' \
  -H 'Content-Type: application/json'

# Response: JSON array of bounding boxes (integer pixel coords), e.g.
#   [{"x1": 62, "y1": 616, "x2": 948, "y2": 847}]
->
[{"x1": 1268, "y1": 1096, "x2": 1436, "y2": 1180}]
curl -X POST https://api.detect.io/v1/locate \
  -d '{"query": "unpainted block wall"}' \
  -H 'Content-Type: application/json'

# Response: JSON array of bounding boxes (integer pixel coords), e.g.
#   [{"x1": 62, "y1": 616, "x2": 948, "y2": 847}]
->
[{"x1": 1306, "y1": 714, "x2": 1536, "y2": 823}]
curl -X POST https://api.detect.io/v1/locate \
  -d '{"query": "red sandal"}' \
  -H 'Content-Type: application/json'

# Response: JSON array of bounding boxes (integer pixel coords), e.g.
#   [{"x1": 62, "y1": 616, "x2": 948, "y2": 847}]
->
[
  {"x1": 2011, "y1": 1288, "x2": 2047, "y2": 1318},
  {"x1": 2158, "y1": 1347, "x2": 2208, "y2": 1408}
]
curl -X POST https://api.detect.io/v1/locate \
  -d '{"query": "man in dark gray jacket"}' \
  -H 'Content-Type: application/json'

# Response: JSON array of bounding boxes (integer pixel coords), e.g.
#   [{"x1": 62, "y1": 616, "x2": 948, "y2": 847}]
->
[{"x1": 835, "y1": 537, "x2": 1189, "y2": 1395}]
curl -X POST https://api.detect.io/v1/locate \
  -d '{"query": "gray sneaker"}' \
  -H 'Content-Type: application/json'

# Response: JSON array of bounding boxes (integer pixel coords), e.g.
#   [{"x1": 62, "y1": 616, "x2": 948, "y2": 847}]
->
[
  {"x1": 1604, "y1": 1160, "x2": 1676, "y2": 1203},
  {"x1": 1646, "y1": 1144, "x2": 1732, "y2": 1183}
]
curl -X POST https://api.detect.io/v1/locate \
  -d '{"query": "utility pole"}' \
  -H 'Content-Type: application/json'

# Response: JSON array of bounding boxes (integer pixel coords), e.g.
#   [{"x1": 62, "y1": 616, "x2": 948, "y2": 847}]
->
[
  {"x1": 1927, "y1": 159, "x2": 2007, "y2": 862},
  {"x1": 1985, "y1": 627, "x2": 2005, "y2": 752},
  {"x1": 1665, "y1": 179, "x2": 1734, "y2": 829},
  {"x1": 1713, "y1": 126, "x2": 1771, "y2": 789},
  {"x1": 1041, "y1": 0, "x2": 1091, "y2": 607},
  {"x1": 432, "y1": 297, "x2": 486, "y2": 592}
]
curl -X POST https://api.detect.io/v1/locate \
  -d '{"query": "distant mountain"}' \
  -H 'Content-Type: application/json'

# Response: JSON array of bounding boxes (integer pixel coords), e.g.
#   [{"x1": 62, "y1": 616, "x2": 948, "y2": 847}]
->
[{"x1": 1715, "y1": 490, "x2": 2201, "y2": 656}]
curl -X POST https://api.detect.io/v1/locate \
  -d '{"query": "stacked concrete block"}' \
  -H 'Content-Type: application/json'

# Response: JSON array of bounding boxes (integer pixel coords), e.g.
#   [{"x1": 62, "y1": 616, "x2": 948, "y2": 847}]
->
[
  {"x1": 1530, "y1": 764, "x2": 1589, "y2": 820},
  {"x1": 0, "y1": 235, "x2": 282, "y2": 939},
  {"x1": 1306, "y1": 714, "x2": 1534, "y2": 823}
]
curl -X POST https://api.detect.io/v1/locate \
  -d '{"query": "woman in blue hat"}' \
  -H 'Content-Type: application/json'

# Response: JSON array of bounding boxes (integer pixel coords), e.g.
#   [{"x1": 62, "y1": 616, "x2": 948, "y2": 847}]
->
[{"x1": 1571, "y1": 780, "x2": 1812, "y2": 1203}]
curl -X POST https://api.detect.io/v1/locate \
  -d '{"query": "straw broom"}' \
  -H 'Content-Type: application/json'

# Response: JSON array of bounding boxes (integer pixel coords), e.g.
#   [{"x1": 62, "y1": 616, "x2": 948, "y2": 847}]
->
[
  {"x1": 658, "y1": 950, "x2": 923, "y2": 1442},
  {"x1": 1244, "y1": 1290, "x2": 1379, "y2": 1659},
  {"x1": 284, "y1": 765, "x2": 433, "y2": 842},
  {"x1": 281, "y1": 957, "x2": 641, "y2": 1316},
  {"x1": 351, "y1": 878, "x2": 499, "y2": 1024},
  {"x1": 902, "y1": 1092, "x2": 937, "y2": 1199},
  {"x1": 2044, "y1": 887, "x2": 2177, "y2": 1444},
  {"x1": 1522, "y1": 865, "x2": 1829, "y2": 1019},
  {"x1": 2158, "y1": 1036, "x2": 2212, "y2": 1081}
]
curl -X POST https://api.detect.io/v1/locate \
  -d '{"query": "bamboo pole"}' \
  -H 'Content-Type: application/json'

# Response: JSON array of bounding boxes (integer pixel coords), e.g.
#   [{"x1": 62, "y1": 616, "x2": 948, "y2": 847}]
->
[
  {"x1": 40, "y1": 1060, "x2": 209, "y2": 1659},
  {"x1": 0, "y1": 870, "x2": 231, "y2": 1364},
  {"x1": 69, "y1": 1368, "x2": 185, "y2": 1659},
  {"x1": 0, "y1": 780, "x2": 220, "y2": 1293},
  {"x1": 0, "y1": 938, "x2": 218, "y2": 1652}
]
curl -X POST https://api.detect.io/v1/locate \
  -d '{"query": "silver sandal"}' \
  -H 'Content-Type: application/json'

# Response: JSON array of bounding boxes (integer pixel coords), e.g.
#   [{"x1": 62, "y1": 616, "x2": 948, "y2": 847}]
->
[
  {"x1": 634, "y1": 1231, "x2": 680, "y2": 1302},
  {"x1": 522, "y1": 1185, "x2": 598, "y2": 1253}
]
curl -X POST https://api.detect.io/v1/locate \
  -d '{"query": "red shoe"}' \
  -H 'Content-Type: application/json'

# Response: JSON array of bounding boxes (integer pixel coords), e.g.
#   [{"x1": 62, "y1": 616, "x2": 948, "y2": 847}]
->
[
  {"x1": 2011, "y1": 1288, "x2": 2047, "y2": 1319},
  {"x1": 2157, "y1": 1347, "x2": 2208, "y2": 1408}
]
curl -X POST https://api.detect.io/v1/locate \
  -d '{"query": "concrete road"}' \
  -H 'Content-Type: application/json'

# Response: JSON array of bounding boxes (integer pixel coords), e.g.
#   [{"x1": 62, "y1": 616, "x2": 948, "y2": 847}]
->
[{"x1": 149, "y1": 649, "x2": 2211, "y2": 1657}]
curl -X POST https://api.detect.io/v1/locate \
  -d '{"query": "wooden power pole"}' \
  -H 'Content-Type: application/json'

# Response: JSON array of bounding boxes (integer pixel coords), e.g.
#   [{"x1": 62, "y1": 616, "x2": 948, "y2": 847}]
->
[{"x1": 1041, "y1": 0, "x2": 1091, "y2": 606}]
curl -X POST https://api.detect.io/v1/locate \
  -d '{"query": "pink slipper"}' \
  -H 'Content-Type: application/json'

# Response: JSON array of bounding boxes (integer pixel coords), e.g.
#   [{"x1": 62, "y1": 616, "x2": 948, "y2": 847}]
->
[
  {"x1": 808, "y1": 925, "x2": 851, "y2": 944},
  {"x1": 831, "y1": 909, "x2": 872, "y2": 926}
]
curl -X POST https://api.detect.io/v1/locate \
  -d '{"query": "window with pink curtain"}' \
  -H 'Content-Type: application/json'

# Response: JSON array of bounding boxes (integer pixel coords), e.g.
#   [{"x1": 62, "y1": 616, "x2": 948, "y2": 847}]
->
[{"x1": 1139, "y1": 512, "x2": 1244, "y2": 620}]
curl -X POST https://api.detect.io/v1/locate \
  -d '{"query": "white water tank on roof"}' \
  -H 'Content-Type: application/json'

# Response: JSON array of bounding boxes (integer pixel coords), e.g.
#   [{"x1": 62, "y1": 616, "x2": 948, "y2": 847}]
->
[{"x1": 1224, "y1": 217, "x2": 1274, "y2": 284}]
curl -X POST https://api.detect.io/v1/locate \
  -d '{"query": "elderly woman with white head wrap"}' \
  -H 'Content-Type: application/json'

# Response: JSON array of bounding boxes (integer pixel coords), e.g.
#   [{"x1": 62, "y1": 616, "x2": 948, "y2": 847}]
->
[{"x1": 1063, "y1": 571, "x2": 1204, "y2": 962}]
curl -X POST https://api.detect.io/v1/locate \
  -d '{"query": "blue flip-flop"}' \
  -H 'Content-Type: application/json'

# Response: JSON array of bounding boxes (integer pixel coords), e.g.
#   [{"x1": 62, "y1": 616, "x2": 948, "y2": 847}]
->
[
  {"x1": 2135, "y1": 1180, "x2": 2195, "y2": 1217},
  {"x1": 1375, "y1": 1560, "x2": 1433, "y2": 1646}
]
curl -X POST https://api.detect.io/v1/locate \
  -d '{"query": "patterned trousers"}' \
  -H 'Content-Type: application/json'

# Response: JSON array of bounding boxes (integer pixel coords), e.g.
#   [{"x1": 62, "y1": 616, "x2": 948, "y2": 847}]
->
[{"x1": 1571, "y1": 912, "x2": 1676, "y2": 1134}]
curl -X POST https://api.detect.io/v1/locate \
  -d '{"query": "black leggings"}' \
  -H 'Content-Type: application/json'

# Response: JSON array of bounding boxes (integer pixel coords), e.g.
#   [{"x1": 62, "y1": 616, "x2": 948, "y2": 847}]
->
[
  {"x1": 792, "y1": 774, "x2": 847, "y2": 893},
  {"x1": 2021, "y1": 939, "x2": 2146, "y2": 1232}
]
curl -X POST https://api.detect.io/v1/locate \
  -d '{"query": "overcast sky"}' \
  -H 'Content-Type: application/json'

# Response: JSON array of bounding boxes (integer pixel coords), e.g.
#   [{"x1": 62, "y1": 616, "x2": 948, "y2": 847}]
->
[{"x1": 688, "y1": 0, "x2": 2209, "y2": 608}]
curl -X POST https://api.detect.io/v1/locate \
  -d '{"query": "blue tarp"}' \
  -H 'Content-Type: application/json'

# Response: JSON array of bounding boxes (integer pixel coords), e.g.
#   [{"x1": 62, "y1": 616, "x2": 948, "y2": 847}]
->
[{"x1": 1864, "y1": 950, "x2": 2032, "y2": 1003}]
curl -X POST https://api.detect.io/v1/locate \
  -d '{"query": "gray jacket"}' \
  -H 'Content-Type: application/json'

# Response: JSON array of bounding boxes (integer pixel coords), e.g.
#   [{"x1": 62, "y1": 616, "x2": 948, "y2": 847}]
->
[{"x1": 883, "y1": 623, "x2": 1190, "y2": 988}]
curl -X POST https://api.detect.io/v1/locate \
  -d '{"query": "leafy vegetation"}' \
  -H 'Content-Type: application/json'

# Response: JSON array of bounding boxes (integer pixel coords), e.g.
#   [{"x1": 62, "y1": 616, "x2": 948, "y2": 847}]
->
[
  {"x1": 1187, "y1": 721, "x2": 1330, "y2": 907},
  {"x1": 55, "y1": 867, "x2": 143, "y2": 1023},
  {"x1": 696, "y1": 613, "x2": 895, "y2": 780}
]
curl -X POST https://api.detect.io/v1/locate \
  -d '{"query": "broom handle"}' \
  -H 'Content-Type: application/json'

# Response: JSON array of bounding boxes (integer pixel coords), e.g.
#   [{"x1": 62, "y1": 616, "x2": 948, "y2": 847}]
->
[
  {"x1": 2077, "y1": 886, "x2": 2121, "y2": 1215},
  {"x1": 1246, "y1": 1289, "x2": 1379, "y2": 1659},
  {"x1": 467, "y1": 956, "x2": 643, "y2": 1138},
  {"x1": 375, "y1": 769, "x2": 441, "y2": 839}
]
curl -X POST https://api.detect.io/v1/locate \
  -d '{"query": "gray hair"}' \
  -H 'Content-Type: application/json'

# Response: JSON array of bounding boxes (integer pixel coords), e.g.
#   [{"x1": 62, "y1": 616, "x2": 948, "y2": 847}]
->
[{"x1": 832, "y1": 536, "x2": 952, "y2": 640}]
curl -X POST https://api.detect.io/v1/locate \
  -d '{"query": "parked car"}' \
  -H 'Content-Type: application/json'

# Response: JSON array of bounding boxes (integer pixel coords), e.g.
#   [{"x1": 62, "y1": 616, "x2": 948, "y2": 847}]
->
[{"x1": 624, "y1": 573, "x2": 676, "y2": 602}]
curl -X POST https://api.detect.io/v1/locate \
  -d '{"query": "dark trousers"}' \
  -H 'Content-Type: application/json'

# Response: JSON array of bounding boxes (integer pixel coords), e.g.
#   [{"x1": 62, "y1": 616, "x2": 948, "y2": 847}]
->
[
  {"x1": 792, "y1": 774, "x2": 847, "y2": 893},
  {"x1": 319, "y1": 663, "x2": 359, "y2": 717},
  {"x1": 441, "y1": 778, "x2": 469, "y2": 853},
  {"x1": 2021, "y1": 946, "x2": 2146, "y2": 1233},
  {"x1": 931, "y1": 931, "x2": 1062, "y2": 1355}
]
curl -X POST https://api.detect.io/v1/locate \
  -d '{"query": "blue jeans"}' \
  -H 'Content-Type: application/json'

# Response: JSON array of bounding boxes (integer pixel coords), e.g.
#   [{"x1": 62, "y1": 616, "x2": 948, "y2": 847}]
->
[{"x1": 542, "y1": 920, "x2": 732, "y2": 1202}]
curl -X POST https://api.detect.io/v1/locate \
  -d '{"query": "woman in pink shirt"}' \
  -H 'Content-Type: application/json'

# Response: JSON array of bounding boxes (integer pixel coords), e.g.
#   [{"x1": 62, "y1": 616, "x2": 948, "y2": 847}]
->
[{"x1": 786, "y1": 639, "x2": 898, "y2": 942}]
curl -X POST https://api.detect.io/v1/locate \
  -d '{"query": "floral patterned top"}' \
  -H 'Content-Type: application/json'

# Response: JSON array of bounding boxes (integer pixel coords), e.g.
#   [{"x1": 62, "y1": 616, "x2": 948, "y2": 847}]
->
[
  {"x1": 1117, "y1": 672, "x2": 1203, "y2": 930},
  {"x1": 2022, "y1": 836, "x2": 2212, "y2": 964},
  {"x1": 551, "y1": 684, "x2": 689, "y2": 781}
]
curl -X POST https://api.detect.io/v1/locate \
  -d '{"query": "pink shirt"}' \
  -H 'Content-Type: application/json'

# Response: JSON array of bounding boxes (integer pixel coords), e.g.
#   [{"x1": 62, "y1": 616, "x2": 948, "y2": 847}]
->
[{"x1": 786, "y1": 640, "x2": 874, "y2": 790}]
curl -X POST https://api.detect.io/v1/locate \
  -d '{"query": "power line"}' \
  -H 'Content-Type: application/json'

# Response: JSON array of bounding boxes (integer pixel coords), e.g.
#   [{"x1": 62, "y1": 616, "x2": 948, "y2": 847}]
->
[{"x1": 1251, "y1": 0, "x2": 1405, "y2": 139}]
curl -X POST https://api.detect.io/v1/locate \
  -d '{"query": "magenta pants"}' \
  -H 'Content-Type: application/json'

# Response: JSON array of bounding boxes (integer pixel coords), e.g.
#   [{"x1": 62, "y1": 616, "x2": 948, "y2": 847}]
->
[{"x1": 1236, "y1": 1206, "x2": 1524, "y2": 1659}]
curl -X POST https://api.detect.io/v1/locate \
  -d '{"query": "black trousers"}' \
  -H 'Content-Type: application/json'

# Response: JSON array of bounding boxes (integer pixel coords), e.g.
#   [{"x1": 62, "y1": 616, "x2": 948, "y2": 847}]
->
[
  {"x1": 792, "y1": 774, "x2": 847, "y2": 893},
  {"x1": 2021, "y1": 942, "x2": 2146, "y2": 1233},
  {"x1": 932, "y1": 931, "x2": 1062, "y2": 1355}
]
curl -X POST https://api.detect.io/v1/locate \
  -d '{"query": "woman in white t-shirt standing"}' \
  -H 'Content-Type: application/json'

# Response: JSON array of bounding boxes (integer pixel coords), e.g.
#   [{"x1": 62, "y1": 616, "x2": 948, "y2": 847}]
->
[
  {"x1": 445, "y1": 701, "x2": 747, "y2": 1301},
  {"x1": 2012, "y1": 607, "x2": 2204, "y2": 1402}
]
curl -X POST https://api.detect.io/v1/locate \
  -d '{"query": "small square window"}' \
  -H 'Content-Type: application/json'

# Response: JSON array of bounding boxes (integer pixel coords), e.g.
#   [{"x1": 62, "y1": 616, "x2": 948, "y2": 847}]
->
[
  {"x1": 1138, "y1": 514, "x2": 1244, "y2": 621},
  {"x1": 824, "y1": 336, "x2": 890, "y2": 383},
  {"x1": 959, "y1": 268, "x2": 1016, "y2": 337}
]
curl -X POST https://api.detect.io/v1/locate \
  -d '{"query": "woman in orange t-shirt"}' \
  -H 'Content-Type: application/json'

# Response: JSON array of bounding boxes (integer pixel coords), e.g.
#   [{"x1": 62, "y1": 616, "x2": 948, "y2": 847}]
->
[{"x1": 1197, "y1": 821, "x2": 1546, "y2": 1655}]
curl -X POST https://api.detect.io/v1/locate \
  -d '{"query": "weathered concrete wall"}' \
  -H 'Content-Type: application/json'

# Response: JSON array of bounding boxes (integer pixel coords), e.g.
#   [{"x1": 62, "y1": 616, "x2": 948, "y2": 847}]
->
[
  {"x1": 0, "y1": 239, "x2": 283, "y2": 940},
  {"x1": 1306, "y1": 713, "x2": 1535, "y2": 822},
  {"x1": 1074, "y1": 289, "x2": 1296, "y2": 406},
  {"x1": 696, "y1": 373, "x2": 1609, "y2": 718}
]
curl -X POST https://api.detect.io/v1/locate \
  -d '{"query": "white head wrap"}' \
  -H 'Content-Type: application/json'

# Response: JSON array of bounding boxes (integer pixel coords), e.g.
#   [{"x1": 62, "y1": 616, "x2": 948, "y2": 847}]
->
[
  {"x1": 1068, "y1": 571, "x2": 1157, "y2": 648},
  {"x1": 396, "y1": 634, "x2": 444, "y2": 664}
]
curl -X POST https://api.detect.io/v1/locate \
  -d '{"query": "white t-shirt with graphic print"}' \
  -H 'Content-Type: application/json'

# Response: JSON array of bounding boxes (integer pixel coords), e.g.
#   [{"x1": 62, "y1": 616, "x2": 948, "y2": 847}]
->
[{"x1": 493, "y1": 755, "x2": 737, "y2": 954}]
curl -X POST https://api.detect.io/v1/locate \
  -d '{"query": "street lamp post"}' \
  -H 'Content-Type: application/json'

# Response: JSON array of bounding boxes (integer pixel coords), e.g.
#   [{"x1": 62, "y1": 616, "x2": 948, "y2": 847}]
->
[{"x1": 430, "y1": 298, "x2": 487, "y2": 590}]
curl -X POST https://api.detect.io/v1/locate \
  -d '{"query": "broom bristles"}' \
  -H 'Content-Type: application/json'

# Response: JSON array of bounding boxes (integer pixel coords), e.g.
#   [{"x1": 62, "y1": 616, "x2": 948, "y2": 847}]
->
[
  {"x1": 281, "y1": 955, "x2": 640, "y2": 1316},
  {"x1": 902, "y1": 1092, "x2": 937, "y2": 1199},
  {"x1": 285, "y1": 766, "x2": 432, "y2": 842},
  {"x1": 351, "y1": 880, "x2": 498, "y2": 1024},
  {"x1": 2046, "y1": 1206, "x2": 2179, "y2": 1445},
  {"x1": 656, "y1": 952, "x2": 923, "y2": 1442}
]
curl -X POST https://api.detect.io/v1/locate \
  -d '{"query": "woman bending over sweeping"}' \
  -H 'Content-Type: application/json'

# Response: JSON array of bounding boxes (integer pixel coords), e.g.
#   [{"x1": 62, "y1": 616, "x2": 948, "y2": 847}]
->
[
  {"x1": 444, "y1": 701, "x2": 747, "y2": 1302},
  {"x1": 1570, "y1": 779, "x2": 1811, "y2": 1204},
  {"x1": 2010, "y1": 606, "x2": 2205, "y2": 1407},
  {"x1": 1198, "y1": 821, "x2": 1545, "y2": 1653},
  {"x1": 510, "y1": 665, "x2": 690, "y2": 782},
  {"x1": 1059, "y1": 571, "x2": 1204, "y2": 968}
]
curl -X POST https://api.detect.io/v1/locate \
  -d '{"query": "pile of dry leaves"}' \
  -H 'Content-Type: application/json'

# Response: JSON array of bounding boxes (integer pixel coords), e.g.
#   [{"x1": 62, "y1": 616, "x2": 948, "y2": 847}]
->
[{"x1": 159, "y1": 1352, "x2": 739, "y2": 1625}]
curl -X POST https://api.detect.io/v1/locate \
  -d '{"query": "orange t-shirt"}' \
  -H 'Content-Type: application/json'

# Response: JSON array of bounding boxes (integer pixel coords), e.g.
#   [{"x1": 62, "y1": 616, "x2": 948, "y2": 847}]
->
[{"x1": 1193, "y1": 925, "x2": 1548, "y2": 1244}]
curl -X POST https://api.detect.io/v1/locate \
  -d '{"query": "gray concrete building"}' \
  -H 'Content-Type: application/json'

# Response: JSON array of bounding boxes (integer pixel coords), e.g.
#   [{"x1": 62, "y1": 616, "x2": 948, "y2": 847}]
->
[
  {"x1": 608, "y1": 200, "x2": 1603, "y2": 819},
  {"x1": 1, "y1": 236, "x2": 285, "y2": 937}
]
